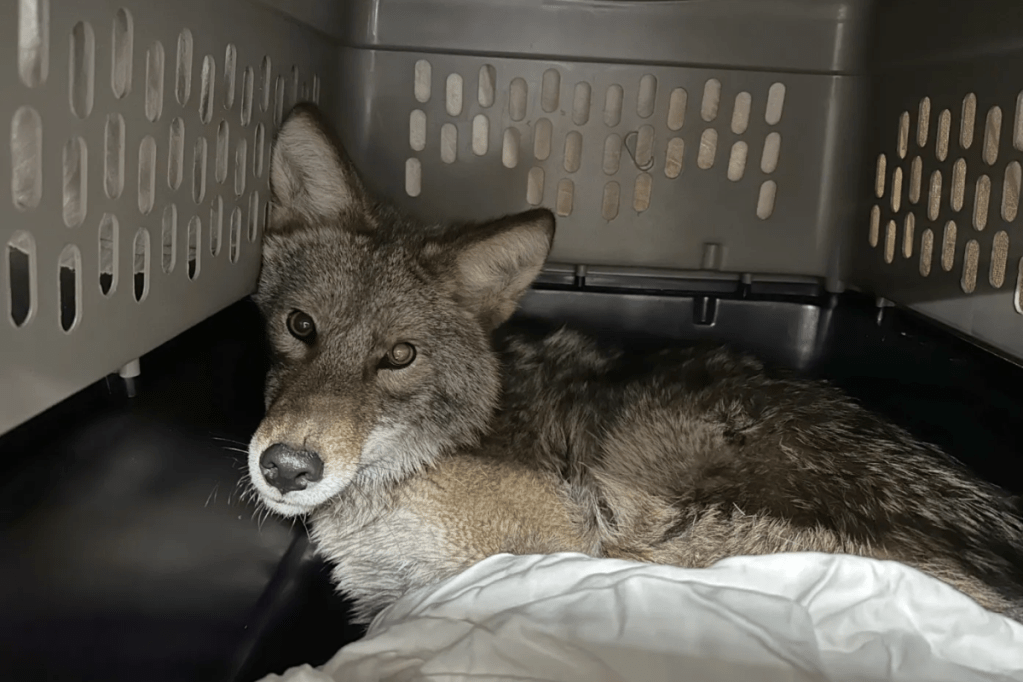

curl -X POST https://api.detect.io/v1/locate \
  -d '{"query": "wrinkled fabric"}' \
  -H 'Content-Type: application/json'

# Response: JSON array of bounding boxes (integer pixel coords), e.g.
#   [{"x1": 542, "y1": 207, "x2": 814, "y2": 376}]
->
[{"x1": 258, "y1": 552, "x2": 1023, "y2": 682}]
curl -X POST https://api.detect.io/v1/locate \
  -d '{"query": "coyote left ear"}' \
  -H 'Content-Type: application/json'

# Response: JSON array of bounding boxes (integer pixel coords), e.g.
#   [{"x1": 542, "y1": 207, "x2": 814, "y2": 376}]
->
[
  {"x1": 269, "y1": 103, "x2": 368, "y2": 227},
  {"x1": 441, "y1": 209, "x2": 556, "y2": 331}
]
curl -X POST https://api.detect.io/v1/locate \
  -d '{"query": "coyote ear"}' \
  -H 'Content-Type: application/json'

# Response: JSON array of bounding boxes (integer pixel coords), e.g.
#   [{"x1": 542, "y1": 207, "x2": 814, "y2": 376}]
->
[
  {"x1": 269, "y1": 103, "x2": 368, "y2": 227},
  {"x1": 444, "y1": 209, "x2": 555, "y2": 331}
]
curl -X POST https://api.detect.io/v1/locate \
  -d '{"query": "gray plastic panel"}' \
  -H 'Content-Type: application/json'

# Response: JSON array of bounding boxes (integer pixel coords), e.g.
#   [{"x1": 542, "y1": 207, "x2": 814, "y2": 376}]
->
[
  {"x1": 339, "y1": 0, "x2": 876, "y2": 75},
  {"x1": 0, "y1": 0, "x2": 337, "y2": 436},
  {"x1": 850, "y1": 0, "x2": 1023, "y2": 365},
  {"x1": 337, "y1": 47, "x2": 868, "y2": 282}
]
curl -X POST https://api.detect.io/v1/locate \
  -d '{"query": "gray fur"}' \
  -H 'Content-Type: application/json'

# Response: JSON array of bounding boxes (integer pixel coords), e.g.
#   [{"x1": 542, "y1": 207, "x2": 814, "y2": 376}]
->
[{"x1": 247, "y1": 103, "x2": 1023, "y2": 625}]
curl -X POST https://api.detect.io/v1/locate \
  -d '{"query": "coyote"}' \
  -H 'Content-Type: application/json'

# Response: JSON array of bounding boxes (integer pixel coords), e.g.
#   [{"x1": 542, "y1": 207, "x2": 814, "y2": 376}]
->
[{"x1": 246, "y1": 103, "x2": 1023, "y2": 625}]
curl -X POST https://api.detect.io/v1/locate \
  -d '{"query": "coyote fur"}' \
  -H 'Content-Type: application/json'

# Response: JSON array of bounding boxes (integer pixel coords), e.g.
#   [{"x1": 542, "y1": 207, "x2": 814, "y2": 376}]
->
[{"x1": 247, "y1": 103, "x2": 1023, "y2": 625}]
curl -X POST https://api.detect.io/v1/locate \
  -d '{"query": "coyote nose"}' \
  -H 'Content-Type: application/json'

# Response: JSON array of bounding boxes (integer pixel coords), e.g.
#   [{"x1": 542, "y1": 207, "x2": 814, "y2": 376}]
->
[{"x1": 260, "y1": 443, "x2": 324, "y2": 493}]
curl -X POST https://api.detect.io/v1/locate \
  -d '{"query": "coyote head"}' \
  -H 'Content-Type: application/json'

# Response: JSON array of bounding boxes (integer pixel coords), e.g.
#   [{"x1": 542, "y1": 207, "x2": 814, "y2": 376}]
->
[{"x1": 247, "y1": 104, "x2": 555, "y2": 516}]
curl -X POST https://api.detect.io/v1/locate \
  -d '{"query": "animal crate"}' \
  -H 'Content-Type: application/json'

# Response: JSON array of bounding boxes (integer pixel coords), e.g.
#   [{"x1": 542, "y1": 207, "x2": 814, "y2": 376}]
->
[{"x1": 3, "y1": 0, "x2": 1023, "y2": 680}]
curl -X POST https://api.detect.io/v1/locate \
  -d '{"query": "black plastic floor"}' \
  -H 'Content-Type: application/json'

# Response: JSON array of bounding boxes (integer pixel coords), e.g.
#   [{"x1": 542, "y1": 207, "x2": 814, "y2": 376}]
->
[{"x1": 1, "y1": 288, "x2": 1021, "y2": 682}]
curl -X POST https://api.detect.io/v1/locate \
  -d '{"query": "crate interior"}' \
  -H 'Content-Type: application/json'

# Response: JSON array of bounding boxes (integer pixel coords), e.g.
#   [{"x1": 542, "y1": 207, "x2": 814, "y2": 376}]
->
[{"x1": 3, "y1": 0, "x2": 1023, "y2": 680}]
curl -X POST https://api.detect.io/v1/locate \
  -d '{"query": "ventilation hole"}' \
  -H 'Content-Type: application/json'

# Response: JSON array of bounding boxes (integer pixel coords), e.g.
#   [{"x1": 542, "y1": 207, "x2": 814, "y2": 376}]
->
[
  {"x1": 145, "y1": 40, "x2": 164, "y2": 122},
  {"x1": 701, "y1": 79, "x2": 721, "y2": 122},
  {"x1": 757, "y1": 181, "x2": 777, "y2": 220},
  {"x1": 187, "y1": 216, "x2": 200, "y2": 280},
  {"x1": 896, "y1": 111, "x2": 912, "y2": 160},
  {"x1": 665, "y1": 138, "x2": 684, "y2": 179},
  {"x1": 1016, "y1": 259, "x2": 1023, "y2": 314},
  {"x1": 556, "y1": 179, "x2": 574, "y2": 217},
  {"x1": 12, "y1": 106, "x2": 43, "y2": 210},
  {"x1": 7, "y1": 232, "x2": 34, "y2": 327},
  {"x1": 58, "y1": 244, "x2": 81, "y2": 332},
  {"x1": 564, "y1": 131, "x2": 582, "y2": 173},
  {"x1": 928, "y1": 170, "x2": 942, "y2": 221},
  {"x1": 727, "y1": 142, "x2": 748, "y2": 182},
  {"x1": 510, "y1": 78, "x2": 528, "y2": 122},
  {"x1": 472, "y1": 115, "x2": 489, "y2": 156},
  {"x1": 528, "y1": 118, "x2": 551, "y2": 161},
  {"x1": 542, "y1": 69, "x2": 561, "y2": 114},
  {"x1": 263, "y1": 200, "x2": 271, "y2": 235},
  {"x1": 234, "y1": 139, "x2": 247, "y2": 197},
  {"x1": 918, "y1": 97, "x2": 930, "y2": 147},
  {"x1": 241, "y1": 67, "x2": 254, "y2": 126},
  {"x1": 248, "y1": 191, "x2": 260, "y2": 241},
  {"x1": 636, "y1": 74, "x2": 656, "y2": 119},
  {"x1": 903, "y1": 213, "x2": 915, "y2": 258},
  {"x1": 216, "y1": 120, "x2": 229, "y2": 184},
  {"x1": 168, "y1": 117, "x2": 184, "y2": 190},
  {"x1": 175, "y1": 29, "x2": 192, "y2": 106},
  {"x1": 223, "y1": 44, "x2": 236, "y2": 110},
  {"x1": 875, "y1": 154, "x2": 887, "y2": 199},
  {"x1": 290, "y1": 65, "x2": 299, "y2": 107},
  {"x1": 70, "y1": 21, "x2": 95, "y2": 119},
  {"x1": 1003, "y1": 161, "x2": 1021, "y2": 223},
  {"x1": 604, "y1": 84, "x2": 623, "y2": 127},
  {"x1": 98, "y1": 213, "x2": 117, "y2": 295},
  {"x1": 667, "y1": 88, "x2": 687, "y2": 131},
  {"x1": 961, "y1": 239, "x2": 979, "y2": 293},
  {"x1": 477, "y1": 65, "x2": 495, "y2": 108},
  {"x1": 104, "y1": 114, "x2": 125, "y2": 199},
  {"x1": 63, "y1": 137, "x2": 87, "y2": 228},
  {"x1": 978, "y1": 107, "x2": 1001, "y2": 168},
  {"x1": 440, "y1": 123, "x2": 457, "y2": 164},
  {"x1": 501, "y1": 129, "x2": 519, "y2": 169},
  {"x1": 920, "y1": 229, "x2": 934, "y2": 276},
  {"x1": 229, "y1": 207, "x2": 241, "y2": 263},
  {"x1": 111, "y1": 8, "x2": 133, "y2": 99},
  {"x1": 409, "y1": 110, "x2": 427, "y2": 152},
  {"x1": 909, "y1": 156, "x2": 922, "y2": 204},
  {"x1": 273, "y1": 76, "x2": 285, "y2": 127},
  {"x1": 634, "y1": 173, "x2": 652, "y2": 212},
  {"x1": 602, "y1": 182, "x2": 620, "y2": 220},
  {"x1": 991, "y1": 231, "x2": 1009, "y2": 288},
  {"x1": 446, "y1": 73, "x2": 463, "y2": 117},
  {"x1": 731, "y1": 92, "x2": 751, "y2": 135},
  {"x1": 974, "y1": 174, "x2": 991, "y2": 230},
  {"x1": 884, "y1": 220, "x2": 896, "y2": 263},
  {"x1": 312, "y1": 75, "x2": 320, "y2": 105},
  {"x1": 199, "y1": 55, "x2": 215, "y2": 124},
  {"x1": 1015, "y1": 94, "x2": 1023, "y2": 156},
  {"x1": 18, "y1": 0, "x2": 49, "y2": 87},
  {"x1": 210, "y1": 196, "x2": 223, "y2": 256},
  {"x1": 138, "y1": 135, "x2": 156, "y2": 215},
  {"x1": 961, "y1": 93, "x2": 976, "y2": 149},
  {"x1": 869, "y1": 205, "x2": 880, "y2": 247},
  {"x1": 765, "y1": 83, "x2": 786, "y2": 125},
  {"x1": 253, "y1": 124, "x2": 265, "y2": 177},
  {"x1": 259, "y1": 56, "x2": 271, "y2": 112},
  {"x1": 405, "y1": 158, "x2": 422, "y2": 197},
  {"x1": 941, "y1": 220, "x2": 957, "y2": 271},
  {"x1": 603, "y1": 134, "x2": 622, "y2": 175},
  {"x1": 697, "y1": 129, "x2": 717, "y2": 170},
  {"x1": 193, "y1": 137, "x2": 207, "y2": 204},
  {"x1": 936, "y1": 109, "x2": 951, "y2": 161},
  {"x1": 162, "y1": 203, "x2": 176, "y2": 273},
  {"x1": 951, "y1": 159, "x2": 966, "y2": 212},
  {"x1": 573, "y1": 82, "x2": 591, "y2": 126},
  {"x1": 761, "y1": 132, "x2": 781, "y2": 174},
  {"x1": 526, "y1": 167, "x2": 544, "y2": 206},
  {"x1": 635, "y1": 125, "x2": 654, "y2": 169},
  {"x1": 132, "y1": 228, "x2": 149, "y2": 302}
]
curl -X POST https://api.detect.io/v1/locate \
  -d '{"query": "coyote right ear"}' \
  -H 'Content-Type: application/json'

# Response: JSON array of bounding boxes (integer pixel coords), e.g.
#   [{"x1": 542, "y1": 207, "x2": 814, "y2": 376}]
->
[{"x1": 269, "y1": 103, "x2": 369, "y2": 228}]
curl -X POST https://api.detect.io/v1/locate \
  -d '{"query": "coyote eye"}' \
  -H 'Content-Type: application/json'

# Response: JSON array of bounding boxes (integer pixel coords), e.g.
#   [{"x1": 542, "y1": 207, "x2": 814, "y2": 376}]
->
[
  {"x1": 286, "y1": 310, "x2": 317, "y2": 342},
  {"x1": 379, "y1": 342, "x2": 416, "y2": 370}
]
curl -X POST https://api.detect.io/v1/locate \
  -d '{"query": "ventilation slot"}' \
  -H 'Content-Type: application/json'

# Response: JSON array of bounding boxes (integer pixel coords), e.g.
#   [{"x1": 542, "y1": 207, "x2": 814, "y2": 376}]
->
[
  {"x1": 199, "y1": 55, "x2": 215, "y2": 124},
  {"x1": 234, "y1": 139, "x2": 247, "y2": 197},
  {"x1": 667, "y1": 88, "x2": 687, "y2": 131},
  {"x1": 556, "y1": 179, "x2": 574, "y2": 217},
  {"x1": 248, "y1": 191, "x2": 260, "y2": 241},
  {"x1": 757, "y1": 181, "x2": 777, "y2": 220},
  {"x1": 440, "y1": 124, "x2": 457, "y2": 164},
  {"x1": 761, "y1": 133, "x2": 781, "y2": 174},
  {"x1": 918, "y1": 97, "x2": 930, "y2": 147},
  {"x1": 603, "y1": 135, "x2": 622, "y2": 175},
  {"x1": 175, "y1": 29, "x2": 192, "y2": 106},
  {"x1": 168, "y1": 117, "x2": 184, "y2": 190},
  {"x1": 12, "y1": 106, "x2": 43, "y2": 210},
  {"x1": 732, "y1": 92, "x2": 751, "y2": 134},
  {"x1": 920, "y1": 229, "x2": 934, "y2": 276},
  {"x1": 193, "y1": 137, "x2": 207, "y2": 204},
  {"x1": 960, "y1": 94, "x2": 976, "y2": 149},
  {"x1": 478, "y1": 65, "x2": 495, "y2": 108},
  {"x1": 903, "y1": 213, "x2": 915, "y2": 258},
  {"x1": 58, "y1": 244, "x2": 82, "y2": 332},
  {"x1": 542, "y1": 69, "x2": 561, "y2": 114},
  {"x1": 216, "y1": 121, "x2": 229, "y2": 184},
  {"x1": 241, "y1": 67, "x2": 254, "y2": 126},
  {"x1": 727, "y1": 142, "x2": 747, "y2": 182},
  {"x1": 70, "y1": 21, "x2": 95, "y2": 119},
  {"x1": 765, "y1": 83, "x2": 785, "y2": 125},
  {"x1": 533, "y1": 119, "x2": 552, "y2": 161},
  {"x1": 961, "y1": 239, "x2": 979, "y2": 294},
  {"x1": 701, "y1": 79, "x2": 721, "y2": 122},
  {"x1": 409, "y1": 110, "x2": 426, "y2": 152},
  {"x1": 665, "y1": 138, "x2": 684, "y2": 179},
  {"x1": 869, "y1": 206, "x2": 880, "y2": 247},
  {"x1": 446, "y1": 73, "x2": 463, "y2": 117},
  {"x1": 936, "y1": 109, "x2": 951, "y2": 161},
  {"x1": 928, "y1": 171, "x2": 942, "y2": 221},
  {"x1": 634, "y1": 173, "x2": 652, "y2": 213},
  {"x1": 138, "y1": 135, "x2": 156, "y2": 214},
  {"x1": 145, "y1": 40, "x2": 164, "y2": 122},
  {"x1": 104, "y1": 114, "x2": 125, "y2": 199},
  {"x1": 984, "y1": 106, "x2": 1001, "y2": 165},
  {"x1": 111, "y1": 8, "x2": 133, "y2": 99},
  {"x1": 604, "y1": 85, "x2": 623, "y2": 127},
  {"x1": 162, "y1": 203, "x2": 176, "y2": 273},
  {"x1": 253, "y1": 124, "x2": 265, "y2": 177},
  {"x1": 405, "y1": 158, "x2": 421, "y2": 197},
  {"x1": 229, "y1": 207, "x2": 241, "y2": 263},
  {"x1": 223, "y1": 44, "x2": 236, "y2": 110},
  {"x1": 951, "y1": 159, "x2": 965, "y2": 212},
  {"x1": 942, "y1": 220, "x2": 957, "y2": 272},
  {"x1": 564, "y1": 132, "x2": 582, "y2": 173},
  {"x1": 975, "y1": 175, "x2": 991, "y2": 230},
  {"x1": 636, "y1": 74, "x2": 656, "y2": 119},
  {"x1": 875, "y1": 154, "x2": 886, "y2": 198},
  {"x1": 602, "y1": 182, "x2": 620, "y2": 221},
  {"x1": 502, "y1": 129, "x2": 519, "y2": 169},
  {"x1": 99, "y1": 213, "x2": 117, "y2": 295},
  {"x1": 573, "y1": 83, "x2": 591, "y2": 126},
  {"x1": 7, "y1": 232, "x2": 35, "y2": 327},
  {"x1": 991, "y1": 231, "x2": 1009, "y2": 288},
  {"x1": 210, "y1": 196, "x2": 222, "y2": 256},
  {"x1": 63, "y1": 137, "x2": 87, "y2": 228},
  {"x1": 510, "y1": 78, "x2": 528, "y2": 122},
  {"x1": 472, "y1": 115, "x2": 488, "y2": 156},
  {"x1": 697, "y1": 129, "x2": 717, "y2": 169},
  {"x1": 897, "y1": 112, "x2": 909, "y2": 159},
  {"x1": 18, "y1": 0, "x2": 49, "y2": 88},
  {"x1": 187, "y1": 216, "x2": 200, "y2": 280},
  {"x1": 133, "y1": 228, "x2": 149, "y2": 302},
  {"x1": 259, "y1": 56, "x2": 272, "y2": 112},
  {"x1": 526, "y1": 167, "x2": 544, "y2": 206},
  {"x1": 884, "y1": 220, "x2": 896, "y2": 263},
  {"x1": 909, "y1": 157, "x2": 922, "y2": 204},
  {"x1": 1003, "y1": 161, "x2": 1021, "y2": 223}
]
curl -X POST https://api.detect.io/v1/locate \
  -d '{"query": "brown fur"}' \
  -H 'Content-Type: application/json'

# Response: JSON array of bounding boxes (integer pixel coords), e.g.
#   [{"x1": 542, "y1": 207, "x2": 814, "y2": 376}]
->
[{"x1": 246, "y1": 103, "x2": 1023, "y2": 625}]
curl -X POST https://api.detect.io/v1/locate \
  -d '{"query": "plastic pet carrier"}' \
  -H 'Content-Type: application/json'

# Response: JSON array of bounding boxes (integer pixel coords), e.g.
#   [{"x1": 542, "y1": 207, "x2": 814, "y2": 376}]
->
[{"x1": 2, "y1": 0, "x2": 1022, "y2": 679}]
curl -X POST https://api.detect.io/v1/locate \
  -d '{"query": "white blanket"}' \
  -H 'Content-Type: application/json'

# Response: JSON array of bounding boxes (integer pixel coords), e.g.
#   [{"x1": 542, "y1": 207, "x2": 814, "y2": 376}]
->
[{"x1": 259, "y1": 552, "x2": 1023, "y2": 682}]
